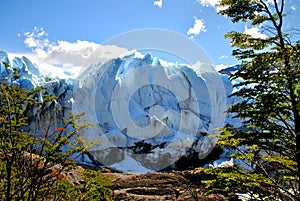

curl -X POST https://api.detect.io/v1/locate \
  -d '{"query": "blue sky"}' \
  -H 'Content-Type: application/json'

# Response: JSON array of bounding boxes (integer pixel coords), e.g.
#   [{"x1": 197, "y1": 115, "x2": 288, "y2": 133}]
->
[{"x1": 0, "y1": 0, "x2": 299, "y2": 76}]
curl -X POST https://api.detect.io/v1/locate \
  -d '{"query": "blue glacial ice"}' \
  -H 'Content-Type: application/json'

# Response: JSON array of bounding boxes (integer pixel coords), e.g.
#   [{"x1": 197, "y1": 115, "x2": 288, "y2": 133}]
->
[
  {"x1": 72, "y1": 52, "x2": 230, "y2": 172},
  {"x1": 0, "y1": 50, "x2": 241, "y2": 172}
]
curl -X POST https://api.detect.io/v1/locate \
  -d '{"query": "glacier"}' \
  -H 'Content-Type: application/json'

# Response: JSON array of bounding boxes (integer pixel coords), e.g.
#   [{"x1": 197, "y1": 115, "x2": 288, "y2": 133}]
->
[
  {"x1": 0, "y1": 50, "x2": 240, "y2": 173},
  {"x1": 0, "y1": 50, "x2": 74, "y2": 136}
]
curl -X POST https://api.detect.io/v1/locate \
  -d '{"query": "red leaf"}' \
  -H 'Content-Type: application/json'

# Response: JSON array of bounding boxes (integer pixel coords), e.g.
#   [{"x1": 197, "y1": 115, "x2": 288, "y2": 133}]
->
[
  {"x1": 58, "y1": 174, "x2": 67, "y2": 180},
  {"x1": 0, "y1": 116, "x2": 5, "y2": 123},
  {"x1": 62, "y1": 159, "x2": 70, "y2": 165},
  {"x1": 51, "y1": 170, "x2": 59, "y2": 175},
  {"x1": 54, "y1": 127, "x2": 65, "y2": 133},
  {"x1": 35, "y1": 162, "x2": 44, "y2": 168}
]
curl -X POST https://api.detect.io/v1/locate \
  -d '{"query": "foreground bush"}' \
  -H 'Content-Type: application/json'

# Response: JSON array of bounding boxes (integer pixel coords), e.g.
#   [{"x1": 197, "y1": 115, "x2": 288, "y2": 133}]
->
[{"x1": 0, "y1": 64, "x2": 113, "y2": 200}]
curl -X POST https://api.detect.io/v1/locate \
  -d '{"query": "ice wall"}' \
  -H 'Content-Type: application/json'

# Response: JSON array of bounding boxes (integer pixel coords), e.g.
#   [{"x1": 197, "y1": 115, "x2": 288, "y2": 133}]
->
[
  {"x1": 72, "y1": 53, "x2": 228, "y2": 172},
  {"x1": 0, "y1": 50, "x2": 240, "y2": 172}
]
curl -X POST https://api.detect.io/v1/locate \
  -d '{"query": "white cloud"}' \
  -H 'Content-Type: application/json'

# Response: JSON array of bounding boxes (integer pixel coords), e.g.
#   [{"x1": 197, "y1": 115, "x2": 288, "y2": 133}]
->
[
  {"x1": 216, "y1": 4, "x2": 229, "y2": 13},
  {"x1": 290, "y1": 5, "x2": 296, "y2": 11},
  {"x1": 244, "y1": 25, "x2": 267, "y2": 39},
  {"x1": 21, "y1": 27, "x2": 130, "y2": 78},
  {"x1": 219, "y1": 55, "x2": 228, "y2": 60},
  {"x1": 197, "y1": 0, "x2": 229, "y2": 12},
  {"x1": 24, "y1": 27, "x2": 49, "y2": 49},
  {"x1": 197, "y1": 0, "x2": 219, "y2": 7},
  {"x1": 153, "y1": 0, "x2": 163, "y2": 8},
  {"x1": 187, "y1": 17, "x2": 207, "y2": 37}
]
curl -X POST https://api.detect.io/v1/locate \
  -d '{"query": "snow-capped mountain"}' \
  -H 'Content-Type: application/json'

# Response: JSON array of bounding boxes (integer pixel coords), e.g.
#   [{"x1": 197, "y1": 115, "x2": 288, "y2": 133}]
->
[{"x1": 0, "y1": 50, "x2": 240, "y2": 173}]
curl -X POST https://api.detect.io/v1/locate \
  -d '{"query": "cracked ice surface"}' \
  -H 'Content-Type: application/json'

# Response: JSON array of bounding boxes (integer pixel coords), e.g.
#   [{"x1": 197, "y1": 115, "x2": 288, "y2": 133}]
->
[
  {"x1": 0, "y1": 50, "x2": 230, "y2": 173},
  {"x1": 73, "y1": 53, "x2": 227, "y2": 172}
]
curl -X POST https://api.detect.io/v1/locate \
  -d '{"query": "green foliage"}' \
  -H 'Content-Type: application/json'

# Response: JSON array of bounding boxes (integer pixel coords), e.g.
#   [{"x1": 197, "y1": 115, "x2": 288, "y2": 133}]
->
[
  {"x1": 200, "y1": 166, "x2": 272, "y2": 199},
  {"x1": 0, "y1": 65, "x2": 113, "y2": 201},
  {"x1": 54, "y1": 169, "x2": 113, "y2": 201},
  {"x1": 200, "y1": 0, "x2": 300, "y2": 200}
]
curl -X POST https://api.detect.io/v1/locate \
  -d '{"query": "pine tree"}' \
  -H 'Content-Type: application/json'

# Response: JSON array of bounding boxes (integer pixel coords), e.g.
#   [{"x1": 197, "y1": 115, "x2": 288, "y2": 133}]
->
[{"x1": 201, "y1": 0, "x2": 299, "y2": 200}]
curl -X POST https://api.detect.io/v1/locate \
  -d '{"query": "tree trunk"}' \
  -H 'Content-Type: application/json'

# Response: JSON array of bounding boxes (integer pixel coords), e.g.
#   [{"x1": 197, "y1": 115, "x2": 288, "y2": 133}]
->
[
  {"x1": 295, "y1": 114, "x2": 300, "y2": 194},
  {"x1": 6, "y1": 160, "x2": 12, "y2": 201}
]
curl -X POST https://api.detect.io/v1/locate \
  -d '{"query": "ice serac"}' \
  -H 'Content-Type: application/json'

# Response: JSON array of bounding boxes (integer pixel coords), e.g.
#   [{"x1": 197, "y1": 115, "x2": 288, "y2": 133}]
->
[
  {"x1": 0, "y1": 50, "x2": 74, "y2": 136},
  {"x1": 0, "y1": 51, "x2": 11, "y2": 78},
  {"x1": 73, "y1": 53, "x2": 227, "y2": 172}
]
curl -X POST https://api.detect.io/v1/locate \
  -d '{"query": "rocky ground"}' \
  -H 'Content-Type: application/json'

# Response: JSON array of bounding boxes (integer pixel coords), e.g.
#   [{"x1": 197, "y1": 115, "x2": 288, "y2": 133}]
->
[
  {"x1": 105, "y1": 169, "x2": 236, "y2": 201},
  {"x1": 18, "y1": 152, "x2": 237, "y2": 200}
]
